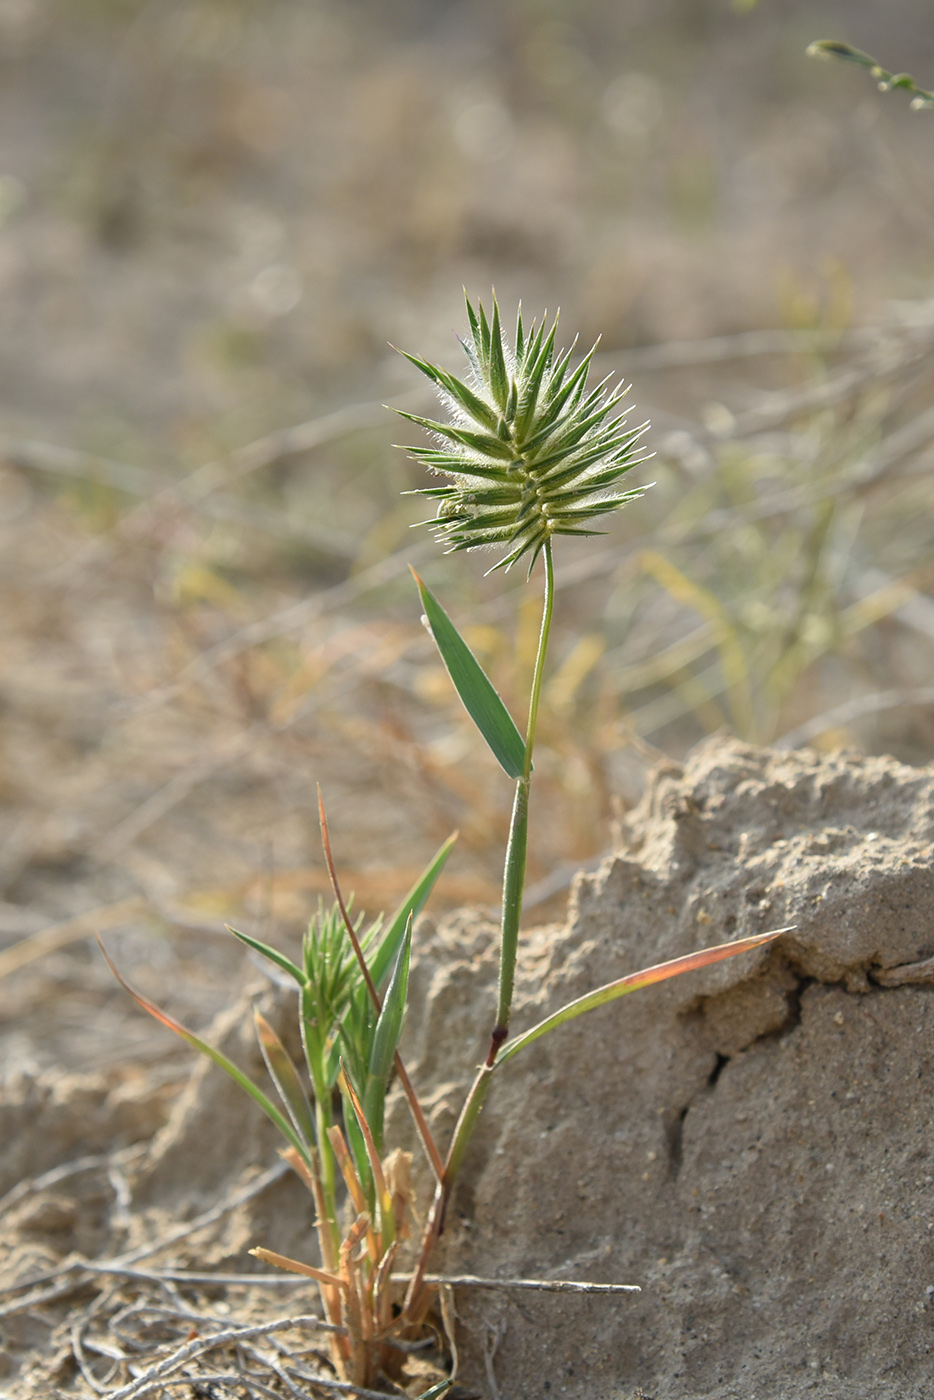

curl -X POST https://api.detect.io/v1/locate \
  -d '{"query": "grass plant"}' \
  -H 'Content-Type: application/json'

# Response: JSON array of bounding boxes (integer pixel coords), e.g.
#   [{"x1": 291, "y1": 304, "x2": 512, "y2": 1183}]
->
[
  {"x1": 808, "y1": 41, "x2": 934, "y2": 110},
  {"x1": 103, "y1": 296, "x2": 789, "y2": 1394}
]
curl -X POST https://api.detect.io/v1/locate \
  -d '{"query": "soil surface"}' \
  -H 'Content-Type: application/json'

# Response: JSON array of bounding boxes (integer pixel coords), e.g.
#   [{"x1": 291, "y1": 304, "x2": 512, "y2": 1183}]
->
[{"x1": 3, "y1": 735, "x2": 933, "y2": 1398}]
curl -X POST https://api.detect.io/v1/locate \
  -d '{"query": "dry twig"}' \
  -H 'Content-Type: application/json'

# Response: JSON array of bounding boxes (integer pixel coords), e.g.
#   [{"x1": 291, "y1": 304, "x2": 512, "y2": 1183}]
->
[
  {"x1": 393, "y1": 1274, "x2": 640, "y2": 1295},
  {"x1": 1, "y1": 1159, "x2": 291, "y2": 1300}
]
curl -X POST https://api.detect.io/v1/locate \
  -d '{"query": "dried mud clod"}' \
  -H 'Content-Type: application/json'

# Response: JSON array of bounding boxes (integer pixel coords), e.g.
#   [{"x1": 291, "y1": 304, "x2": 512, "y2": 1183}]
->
[
  {"x1": 3, "y1": 737, "x2": 934, "y2": 1400},
  {"x1": 399, "y1": 738, "x2": 934, "y2": 1400}
]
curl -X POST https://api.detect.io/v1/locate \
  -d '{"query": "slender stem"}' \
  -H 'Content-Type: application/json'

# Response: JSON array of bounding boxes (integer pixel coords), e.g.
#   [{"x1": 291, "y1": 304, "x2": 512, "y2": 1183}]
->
[
  {"x1": 444, "y1": 1064, "x2": 495, "y2": 1183},
  {"x1": 522, "y1": 539, "x2": 555, "y2": 784},
  {"x1": 492, "y1": 781, "x2": 528, "y2": 1055},
  {"x1": 404, "y1": 542, "x2": 557, "y2": 1324},
  {"x1": 318, "y1": 785, "x2": 380, "y2": 1008},
  {"x1": 304, "y1": 1031, "x2": 341, "y2": 1262},
  {"x1": 389, "y1": 1058, "x2": 444, "y2": 1184},
  {"x1": 403, "y1": 1064, "x2": 494, "y2": 1321},
  {"x1": 491, "y1": 538, "x2": 554, "y2": 1051}
]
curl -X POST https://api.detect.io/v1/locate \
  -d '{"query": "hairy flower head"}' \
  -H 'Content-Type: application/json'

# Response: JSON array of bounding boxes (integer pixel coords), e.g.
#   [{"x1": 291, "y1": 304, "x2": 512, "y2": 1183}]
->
[{"x1": 395, "y1": 294, "x2": 650, "y2": 573}]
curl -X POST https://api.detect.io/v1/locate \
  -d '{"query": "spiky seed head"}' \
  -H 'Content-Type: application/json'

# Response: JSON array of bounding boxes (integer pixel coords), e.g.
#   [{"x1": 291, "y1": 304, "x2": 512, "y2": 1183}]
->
[{"x1": 393, "y1": 293, "x2": 652, "y2": 574}]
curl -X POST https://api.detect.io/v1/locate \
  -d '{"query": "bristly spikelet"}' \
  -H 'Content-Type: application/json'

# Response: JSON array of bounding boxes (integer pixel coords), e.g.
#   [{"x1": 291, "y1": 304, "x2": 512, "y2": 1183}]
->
[{"x1": 394, "y1": 292, "x2": 651, "y2": 573}]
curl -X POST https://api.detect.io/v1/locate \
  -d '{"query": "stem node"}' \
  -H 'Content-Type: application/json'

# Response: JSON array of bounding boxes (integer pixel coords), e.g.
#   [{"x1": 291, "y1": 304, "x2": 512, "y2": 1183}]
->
[{"x1": 486, "y1": 1025, "x2": 508, "y2": 1067}]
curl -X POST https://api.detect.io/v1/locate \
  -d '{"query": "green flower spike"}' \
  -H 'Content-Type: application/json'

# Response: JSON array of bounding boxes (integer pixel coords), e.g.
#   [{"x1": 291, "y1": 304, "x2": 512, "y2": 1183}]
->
[{"x1": 395, "y1": 293, "x2": 651, "y2": 574}]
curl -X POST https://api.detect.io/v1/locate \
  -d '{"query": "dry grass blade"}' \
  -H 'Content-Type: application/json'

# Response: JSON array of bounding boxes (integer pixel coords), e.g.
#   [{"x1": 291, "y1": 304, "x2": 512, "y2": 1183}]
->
[
  {"x1": 317, "y1": 787, "x2": 380, "y2": 1009},
  {"x1": 250, "y1": 1248, "x2": 345, "y2": 1291},
  {"x1": 327, "y1": 1126, "x2": 371, "y2": 1221},
  {"x1": 0, "y1": 897, "x2": 146, "y2": 979},
  {"x1": 338, "y1": 1068, "x2": 394, "y2": 1243},
  {"x1": 336, "y1": 1215, "x2": 372, "y2": 1376}
]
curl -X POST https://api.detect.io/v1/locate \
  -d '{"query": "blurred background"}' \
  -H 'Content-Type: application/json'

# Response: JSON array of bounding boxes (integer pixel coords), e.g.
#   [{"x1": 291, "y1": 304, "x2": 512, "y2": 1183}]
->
[{"x1": 2, "y1": 0, "x2": 934, "y2": 1077}]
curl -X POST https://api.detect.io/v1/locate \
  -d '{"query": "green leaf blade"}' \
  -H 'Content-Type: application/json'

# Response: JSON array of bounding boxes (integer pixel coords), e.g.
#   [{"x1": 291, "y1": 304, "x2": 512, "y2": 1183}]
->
[
  {"x1": 395, "y1": 348, "x2": 500, "y2": 433},
  {"x1": 368, "y1": 915, "x2": 412, "y2": 1082},
  {"x1": 254, "y1": 1009, "x2": 316, "y2": 1146},
  {"x1": 488, "y1": 296, "x2": 510, "y2": 410},
  {"x1": 494, "y1": 927, "x2": 793, "y2": 1068},
  {"x1": 415, "y1": 1382, "x2": 454, "y2": 1400},
  {"x1": 369, "y1": 832, "x2": 457, "y2": 990},
  {"x1": 228, "y1": 927, "x2": 306, "y2": 987},
  {"x1": 363, "y1": 914, "x2": 413, "y2": 1145},
  {"x1": 394, "y1": 410, "x2": 515, "y2": 461},
  {"x1": 412, "y1": 569, "x2": 526, "y2": 779}
]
